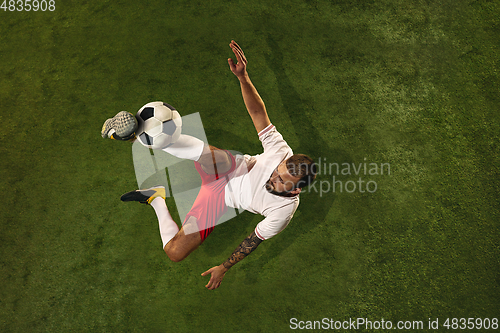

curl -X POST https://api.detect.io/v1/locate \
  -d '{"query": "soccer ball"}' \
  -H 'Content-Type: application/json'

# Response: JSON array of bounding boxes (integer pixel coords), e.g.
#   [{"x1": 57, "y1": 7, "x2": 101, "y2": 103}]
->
[{"x1": 135, "y1": 101, "x2": 182, "y2": 149}]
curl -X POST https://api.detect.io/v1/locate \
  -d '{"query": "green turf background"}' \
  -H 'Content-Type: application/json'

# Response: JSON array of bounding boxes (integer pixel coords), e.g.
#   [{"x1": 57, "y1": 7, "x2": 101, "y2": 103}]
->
[{"x1": 1, "y1": 0, "x2": 499, "y2": 332}]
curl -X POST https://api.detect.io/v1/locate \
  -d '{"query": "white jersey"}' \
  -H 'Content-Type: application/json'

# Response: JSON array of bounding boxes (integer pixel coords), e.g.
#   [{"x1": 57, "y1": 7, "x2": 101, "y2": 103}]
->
[{"x1": 224, "y1": 124, "x2": 299, "y2": 240}]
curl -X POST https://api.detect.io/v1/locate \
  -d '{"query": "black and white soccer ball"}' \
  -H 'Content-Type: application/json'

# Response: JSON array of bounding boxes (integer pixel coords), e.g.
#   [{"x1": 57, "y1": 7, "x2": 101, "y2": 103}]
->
[{"x1": 135, "y1": 101, "x2": 182, "y2": 149}]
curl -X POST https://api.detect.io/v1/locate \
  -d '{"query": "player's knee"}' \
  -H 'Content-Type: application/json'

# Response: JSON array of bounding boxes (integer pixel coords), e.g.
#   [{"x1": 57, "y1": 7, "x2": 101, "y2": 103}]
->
[
  {"x1": 212, "y1": 149, "x2": 232, "y2": 173},
  {"x1": 199, "y1": 147, "x2": 232, "y2": 174},
  {"x1": 164, "y1": 247, "x2": 186, "y2": 262}
]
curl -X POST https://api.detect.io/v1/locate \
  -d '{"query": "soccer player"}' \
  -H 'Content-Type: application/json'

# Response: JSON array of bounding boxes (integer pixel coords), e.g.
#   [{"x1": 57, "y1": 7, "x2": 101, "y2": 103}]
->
[{"x1": 102, "y1": 40, "x2": 317, "y2": 289}]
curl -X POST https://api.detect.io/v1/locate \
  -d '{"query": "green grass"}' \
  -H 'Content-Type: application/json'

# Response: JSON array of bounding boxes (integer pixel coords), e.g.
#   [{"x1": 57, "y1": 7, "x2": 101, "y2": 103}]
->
[{"x1": 1, "y1": 0, "x2": 499, "y2": 332}]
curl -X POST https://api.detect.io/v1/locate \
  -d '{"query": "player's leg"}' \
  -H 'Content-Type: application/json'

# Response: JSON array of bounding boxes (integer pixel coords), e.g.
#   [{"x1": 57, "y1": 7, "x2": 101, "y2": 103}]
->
[
  {"x1": 121, "y1": 186, "x2": 205, "y2": 262},
  {"x1": 162, "y1": 135, "x2": 232, "y2": 176},
  {"x1": 102, "y1": 112, "x2": 231, "y2": 174},
  {"x1": 150, "y1": 197, "x2": 180, "y2": 248},
  {"x1": 121, "y1": 186, "x2": 181, "y2": 254},
  {"x1": 163, "y1": 216, "x2": 202, "y2": 262},
  {"x1": 162, "y1": 134, "x2": 205, "y2": 161},
  {"x1": 197, "y1": 145, "x2": 233, "y2": 175},
  {"x1": 160, "y1": 147, "x2": 234, "y2": 262}
]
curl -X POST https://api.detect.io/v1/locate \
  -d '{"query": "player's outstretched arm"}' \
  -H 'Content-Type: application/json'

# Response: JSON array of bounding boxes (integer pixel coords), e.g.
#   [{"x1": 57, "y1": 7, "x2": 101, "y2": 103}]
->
[
  {"x1": 228, "y1": 40, "x2": 271, "y2": 133},
  {"x1": 201, "y1": 231, "x2": 263, "y2": 290}
]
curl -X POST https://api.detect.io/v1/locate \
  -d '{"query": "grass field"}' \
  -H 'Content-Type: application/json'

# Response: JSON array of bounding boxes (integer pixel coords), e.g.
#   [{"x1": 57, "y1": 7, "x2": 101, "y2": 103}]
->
[{"x1": 1, "y1": 0, "x2": 499, "y2": 332}]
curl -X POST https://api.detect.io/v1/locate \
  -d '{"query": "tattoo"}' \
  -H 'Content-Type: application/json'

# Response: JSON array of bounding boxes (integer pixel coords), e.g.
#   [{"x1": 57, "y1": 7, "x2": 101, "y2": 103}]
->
[{"x1": 222, "y1": 231, "x2": 263, "y2": 269}]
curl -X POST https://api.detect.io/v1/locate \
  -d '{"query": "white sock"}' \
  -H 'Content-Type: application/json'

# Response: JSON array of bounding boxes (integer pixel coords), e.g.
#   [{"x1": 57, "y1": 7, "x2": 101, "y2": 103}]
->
[
  {"x1": 150, "y1": 197, "x2": 179, "y2": 248},
  {"x1": 162, "y1": 134, "x2": 205, "y2": 161}
]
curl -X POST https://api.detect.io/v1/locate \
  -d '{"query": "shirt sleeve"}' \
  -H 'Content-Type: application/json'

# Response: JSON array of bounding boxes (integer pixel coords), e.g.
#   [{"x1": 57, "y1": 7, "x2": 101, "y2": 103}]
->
[
  {"x1": 258, "y1": 124, "x2": 289, "y2": 154},
  {"x1": 254, "y1": 199, "x2": 299, "y2": 240}
]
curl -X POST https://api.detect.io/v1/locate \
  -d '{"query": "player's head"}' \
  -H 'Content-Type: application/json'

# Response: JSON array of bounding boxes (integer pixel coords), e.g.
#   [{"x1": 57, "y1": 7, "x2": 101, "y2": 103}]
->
[{"x1": 265, "y1": 154, "x2": 317, "y2": 197}]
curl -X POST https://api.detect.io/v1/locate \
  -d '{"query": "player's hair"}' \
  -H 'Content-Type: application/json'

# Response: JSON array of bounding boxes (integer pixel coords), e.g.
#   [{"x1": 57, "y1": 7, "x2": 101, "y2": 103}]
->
[{"x1": 286, "y1": 154, "x2": 317, "y2": 189}]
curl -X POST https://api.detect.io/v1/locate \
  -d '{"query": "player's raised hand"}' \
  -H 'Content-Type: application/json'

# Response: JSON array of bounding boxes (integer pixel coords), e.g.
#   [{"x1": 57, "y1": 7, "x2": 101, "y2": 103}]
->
[
  {"x1": 201, "y1": 264, "x2": 228, "y2": 290},
  {"x1": 228, "y1": 40, "x2": 248, "y2": 79}
]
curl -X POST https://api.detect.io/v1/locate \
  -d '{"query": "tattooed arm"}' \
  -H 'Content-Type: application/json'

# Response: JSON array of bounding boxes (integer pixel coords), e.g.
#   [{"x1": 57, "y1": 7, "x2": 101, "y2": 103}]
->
[
  {"x1": 223, "y1": 231, "x2": 263, "y2": 269},
  {"x1": 201, "y1": 231, "x2": 263, "y2": 290}
]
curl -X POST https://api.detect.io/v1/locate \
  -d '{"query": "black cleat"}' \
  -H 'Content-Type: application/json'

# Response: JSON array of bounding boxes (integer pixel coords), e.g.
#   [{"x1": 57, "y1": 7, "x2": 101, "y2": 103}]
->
[{"x1": 120, "y1": 186, "x2": 166, "y2": 205}]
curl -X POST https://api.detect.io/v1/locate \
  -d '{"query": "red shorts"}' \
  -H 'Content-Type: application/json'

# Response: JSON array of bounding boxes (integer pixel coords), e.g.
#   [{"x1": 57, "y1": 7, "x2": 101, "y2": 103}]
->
[{"x1": 182, "y1": 150, "x2": 236, "y2": 242}]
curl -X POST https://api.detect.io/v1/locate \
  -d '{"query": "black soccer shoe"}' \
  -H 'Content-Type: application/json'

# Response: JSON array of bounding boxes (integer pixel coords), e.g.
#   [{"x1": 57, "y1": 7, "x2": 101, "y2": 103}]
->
[{"x1": 120, "y1": 186, "x2": 166, "y2": 205}]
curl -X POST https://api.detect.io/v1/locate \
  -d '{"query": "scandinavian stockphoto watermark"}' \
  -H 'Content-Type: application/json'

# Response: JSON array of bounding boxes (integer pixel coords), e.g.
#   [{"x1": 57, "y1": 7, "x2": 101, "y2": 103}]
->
[
  {"x1": 302, "y1": 157, "x2": 391, "y2": 196},
  {"x1": 290, "y1": 317, "x2": 424, "y2": 330},
  {"x1": 289, "y1": 317, "x2": 499, "y2": 330}
]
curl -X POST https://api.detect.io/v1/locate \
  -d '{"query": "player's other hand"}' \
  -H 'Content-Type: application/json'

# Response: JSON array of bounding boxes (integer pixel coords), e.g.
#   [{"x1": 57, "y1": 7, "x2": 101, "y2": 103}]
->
[
  {"x1": 201, "y1": 264, "x2": 228, "y2": 290},
  {"x1": 228, "y1": 40, "x2": 248, "y2": 79}
]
